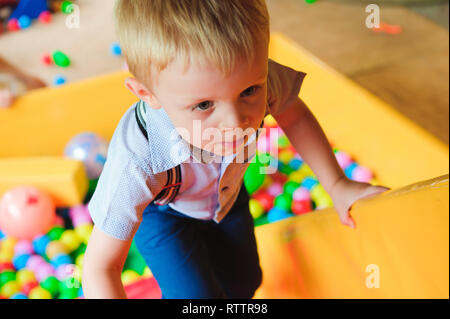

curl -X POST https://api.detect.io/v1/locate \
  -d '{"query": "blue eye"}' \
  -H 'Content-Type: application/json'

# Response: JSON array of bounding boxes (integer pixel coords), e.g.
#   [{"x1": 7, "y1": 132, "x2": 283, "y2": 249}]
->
[
  {"x1": 194, "y1": 101, "x2": 214, "y2": 112},
  {"x1": 241, "y1": 86, "x2": 260, "y2": 98}
]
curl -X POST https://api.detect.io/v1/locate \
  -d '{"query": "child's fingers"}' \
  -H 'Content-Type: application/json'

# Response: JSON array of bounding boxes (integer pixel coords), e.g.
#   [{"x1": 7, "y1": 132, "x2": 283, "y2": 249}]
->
[{"x1": 0, "y1": 89, "x2": 14, "y2": 108}]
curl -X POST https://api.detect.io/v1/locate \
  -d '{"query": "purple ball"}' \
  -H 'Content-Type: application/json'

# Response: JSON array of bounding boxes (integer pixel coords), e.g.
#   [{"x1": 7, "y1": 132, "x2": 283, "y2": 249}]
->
[
  {"x1": 335, "y1": 151, "x2": 352, "y2": 169},
  {"x1": 35, "y1": 263, "x2": 55, "y2": 282},
  {"x1": 292, "y1": 187, "x2": 311, "y2": 202},
  {"x1": 352, "y1": 166, "x2": 373, "y2": 183},
  {"x1": 14, "y1": 240, "x2": 34, "y2": 255},
  {"x1": 26, "y1": 255, "x2": 46, "y2": 271},
  {"x1": 267, "y1": 182, "x2": 283, "y2": 197},
  {"x1": 72, "y1": 214, "x2": 92, "y2": 228}
]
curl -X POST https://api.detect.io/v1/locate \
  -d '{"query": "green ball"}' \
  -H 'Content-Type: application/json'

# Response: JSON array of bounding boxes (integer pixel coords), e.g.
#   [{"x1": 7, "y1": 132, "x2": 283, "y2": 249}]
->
[
  {"x1": 278, "y1": 162, "x2": 294, "y2": 175},
  {"x1": 61, "y1": 1, "x2": 74, "y2": 14},
  {"x1": 283, "y1": 181, "x2": 300, "y2": 196},
  {"x1": 274, "y1": 193, "x2": 292, "y2": 211},
  {"x1": 277, "y1": 136, "x2": 290, "y2": 148},
  {"x1": 244, "y1": 163, "x2": 265, "y2": 195},
  {"x1": 48, "y1": 226, "x2": 65, "y2": 241},
  {"x1": 40, "y1": 276, "x2": 61, "y2": 298},
  {"x1": 0, "y1": 271, "x2": 16, "y2": 287},
  {"x1": 58, "y1": 284, "x2": 80, "y2": 299},
  {"x1": 52, "y1": 51, "x2": 71, "y2": 68}
]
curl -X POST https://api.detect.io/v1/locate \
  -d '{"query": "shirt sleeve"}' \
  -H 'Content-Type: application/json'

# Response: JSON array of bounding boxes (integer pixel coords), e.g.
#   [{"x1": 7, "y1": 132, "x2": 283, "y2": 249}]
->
[{"x1": 266, "y1": 59, "x2": 307, "y2": 116}]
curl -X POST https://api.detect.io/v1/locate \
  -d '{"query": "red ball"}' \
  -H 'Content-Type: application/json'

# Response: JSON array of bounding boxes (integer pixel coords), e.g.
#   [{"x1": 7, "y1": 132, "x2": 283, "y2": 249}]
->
[
  {"x1": 7, "y1": 18, "x2": 20, "y2": 31},
  {"x1": 21, "y1": 281, "x2": 39, "y2": 295},
  {"x1": 252, "y1": 191, "x2": 274, "y2": 211},
  {"x1": 41, "y1": 53, "x2": 53, "y2": 65},
  {"x1": 38, "y1": 11, "x2": 52, "y2": 24},
  {"x1": 291, "y1": 200, "x2": 312, "y2": 216},
  {"x1": 0, "y1": 262, "x2": 15, "y2": 272}
]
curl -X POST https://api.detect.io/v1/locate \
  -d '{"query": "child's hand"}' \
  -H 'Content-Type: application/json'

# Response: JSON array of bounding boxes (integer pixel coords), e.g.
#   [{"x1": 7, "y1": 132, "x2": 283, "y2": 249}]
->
[
  {"x1": 0, "y1": 87, "x2": 14, "y2": 108},
  {"x1": 329, "y1": 176, "x2": 391, "y2": 229}
]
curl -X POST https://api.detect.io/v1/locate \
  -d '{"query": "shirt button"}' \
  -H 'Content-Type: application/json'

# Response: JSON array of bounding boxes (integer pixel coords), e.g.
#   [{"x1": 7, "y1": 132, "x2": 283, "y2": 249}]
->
[{"x1": 221, "y1": 186, "x2": 229, "y2": 192}]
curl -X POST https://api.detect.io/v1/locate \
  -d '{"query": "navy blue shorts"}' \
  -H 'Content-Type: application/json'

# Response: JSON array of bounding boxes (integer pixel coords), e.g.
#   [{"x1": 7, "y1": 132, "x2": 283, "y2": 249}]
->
[{"x1": 134, "y1": 185, "x2": 263, "y2": 299}]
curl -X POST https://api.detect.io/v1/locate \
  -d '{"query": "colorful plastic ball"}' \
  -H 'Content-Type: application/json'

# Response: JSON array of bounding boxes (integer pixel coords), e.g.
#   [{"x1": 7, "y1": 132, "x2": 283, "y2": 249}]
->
[
  {"x1": 110, "y1": 42, "x2": 122, "y2": 56},
  {"x1": 7, "y1": 18, "x2": 20, "y2": 31},
  {"x1": 35, "y1": 263, "x2": 55, "y2": 282},
  {"x1": 289, "y1": 158, "x2": 303, "y2": 170},
  {"x1": 243, "y1": 163, "x2": 265, "y2": 195},
  {"x1": 1, "y1": 237, "x2": 17, "y2": 255},
  {"x1": 0, "y1": 270, "x2": 16, "y2": 287},
  {"x1": 32, "y1": 235, "x2": 51, "y2": 256},
  {"x1": 14, "y1": 240, "x2": 34, "y2": 255},
  {"x1": 61, "y1": 1, "x2": 74, "y2": 14},
  {"x1": 292, "y1": 187, "x2": 311, "y2": 202},
  {"x1": 263, "y1": 115, "x2": 277, "y2": 127},
  {"x1": 59, "y1": 230, "x2": 81, "y2": 252},
  {"x1": 26, "y1": 255, "x2": 46, "y2": 272},
  {"x1": 75, "y1": 254, "x2": 84, "y2": 269},
  {"x1": 13, "y1": 253, "x2": 31, "y2": 271},
  {"x1": 1, "y1": 280, "x2": 20, "y2": 298},
  {"x1": 75, "y1": 224, "x2": 93, "y2": 243},
  {"x1": 55, "y1": 263, "x2": 78, "y2": 281},
  {"x1": 292, "y1": 200, "x2": 312, "y2": 215},
  {"x1": 352, "y1": 166, "x2": 373, "y2": 183},
  {"x1": 18, "y1": 15, "x2": 32, "y2": 29},
  {"x1": 53, "y1": 75, "x2": 66, "y2": 86},
  {"x1": 335, "y1": 151, "x2": 353, "y2": 169},
  {"x1": 0, "y1": 250, "x2": 14, "y2": 263},
  {"x1": 274, "y1": 193, "x2": 292, "y2": 211},
  {"x1": 344, "y1": 163, "x2": 359, "y2": 179},
  {"x1": 0, "y1": 262, "x2": 14, "y2": 272},
  {"x1": 0, "y1": 230, "x2": 4, "y2": 240},
  {"x1": 52, "y1": 51, "x2": 71, "y2": 67},
  {"x1": 279, "y1": 149, "x2": 295, "y2": 164},
  {"x1": 11, "y1": 292, "x2": 28, "y2": 299},
  {"x1": 64, "y1": 132, "x2": 109, "y2": 179},
  {"x1": 267, "y1": 182, "x2": 283, "y2": 197},
  {"x1": 41, "y1": 53, "x2": 53, "y2": 65},
  {"x1": 277, "y1": 135, "x2": 290, "y2": 148},
  {"x1": 16, "y1": 269, "x2": 36, "y2": 286},
  {"x1": 46, "y1": 241, "x2": 69, "y2": 260},
  {"x1": 40, "y1": 276, "x2": 61, "y2": 298},
  {"x1": 257, "y1": 135, "x2": 271, "y2": 153},
  {"x1": 283, "y1": 181, "x2": 300, "y2": 197},
  {"x1": 29, "y1": 286, "x2": 52, "y2": 299},
  {"x1": 298, "y1": 164, "x2": 314, "y2": 177},
  {"x1": 121, "y1": 269, "x2": 141, "y2": 285},
  {"x1": 58, "y1": 285, "x2": 79, "y2": 299},
  {"x1": 38, "y1": 11, "x2": 52, "y2": 24},
  {"x1": 0, "y1": 186, "x2": 56, "y2": 240},
  {"x1": 50, "y1": 254, "x2": 72, "y2": 268},
  {"x1": 301, "y1": 176, "x2": 319, "y2": 190},
  {"x1": 252, "y1": 191, "x2": 274, "y2": 211},
  {"x1": 248, "y1": 199, "x2": 264, "y2": 220},
  {"x1": 47, "y1": 226, "x2": 65, "y2": 241},
  {"x1": 20, "y1": 280, "x2": 39, "y2": 295},
  {"x1": 267, "y1": 207, "x2": 292, "y2": 223}
]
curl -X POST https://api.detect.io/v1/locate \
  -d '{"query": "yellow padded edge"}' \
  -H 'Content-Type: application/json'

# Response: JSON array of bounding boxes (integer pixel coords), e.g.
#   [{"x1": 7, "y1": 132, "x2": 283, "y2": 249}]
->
[
  {"x1": 0, "y1": 157, "x2": 88, "y2": 207},
  {"x1": 254, "y1": 174, "x2": 449, "y2": 299}
]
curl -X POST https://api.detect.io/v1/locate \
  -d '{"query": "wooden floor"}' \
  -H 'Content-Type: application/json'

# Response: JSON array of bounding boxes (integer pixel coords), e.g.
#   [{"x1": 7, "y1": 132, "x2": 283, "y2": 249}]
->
[{"x1": 0, "y1": 0, "x2": 448, "y2": 144}]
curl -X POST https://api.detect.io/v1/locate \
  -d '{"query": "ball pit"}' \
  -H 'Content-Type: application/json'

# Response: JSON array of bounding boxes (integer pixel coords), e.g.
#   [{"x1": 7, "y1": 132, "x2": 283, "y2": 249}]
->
[{"x1": 244, "y1": 116, "x2": 377, "y2": 226}]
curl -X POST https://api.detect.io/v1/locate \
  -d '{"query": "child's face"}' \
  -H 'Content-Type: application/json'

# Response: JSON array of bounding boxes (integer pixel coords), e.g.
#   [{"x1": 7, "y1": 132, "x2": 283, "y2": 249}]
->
[{"x1": 143, "y1": 43, "x2": 269, "y2": 157}]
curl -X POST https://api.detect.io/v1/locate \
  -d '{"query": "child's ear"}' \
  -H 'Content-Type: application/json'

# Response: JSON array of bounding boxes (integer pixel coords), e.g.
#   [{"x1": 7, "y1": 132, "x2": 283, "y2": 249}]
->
[{"x1": 124, "y1": 77, "x2": 162, "y2": 109}]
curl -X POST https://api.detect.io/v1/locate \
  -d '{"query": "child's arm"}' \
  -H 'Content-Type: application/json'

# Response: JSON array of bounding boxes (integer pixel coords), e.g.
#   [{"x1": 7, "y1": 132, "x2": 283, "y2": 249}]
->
[
  {"x1": 82, "y1": 226, "x2": 133, "y2": 299},
  {"x1": 273, "y1": 96, "x2": 390, "y2": 228}
]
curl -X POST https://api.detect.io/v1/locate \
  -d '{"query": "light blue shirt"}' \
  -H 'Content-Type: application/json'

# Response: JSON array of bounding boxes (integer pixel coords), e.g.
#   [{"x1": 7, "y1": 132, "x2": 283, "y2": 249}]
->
[{"x1": 88, "y1": 60, "x2": 306, "y2": 240}]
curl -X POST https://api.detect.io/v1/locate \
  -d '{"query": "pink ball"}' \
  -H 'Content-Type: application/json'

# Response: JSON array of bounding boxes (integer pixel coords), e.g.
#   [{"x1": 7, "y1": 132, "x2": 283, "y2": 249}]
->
[
  {"x1": 0, "y1": 186, "x2": 56, "y2": 240},
  {"x1": 257, "y1": 136, "x2": 271, "y2": 153},
  {"x1": 35, "y1": 263, "x2": 55, "y2": 282},
  {"x1": 69, "y1": 204, "x2": 90, "y2": 220},
  {"x1": 26, "y1": 255, "x2": 46, "y2": 272},
  {"x1": 14, "y1": 240, "x2": 34, "y2": 255},
  {"x1": 335, "y1": 151, "x2": 352, "y2": 169},
  {"x1": 352, "y1": 166, "x2": 373, "y2": 183},
  {"x1": 292, "y1": 187, "x2": 311, "y2": 202},
  {"x1": 72, "y1": 214, "x2": 92, "y2": 228},
  {"x1": 267, "y1": 182, "x2": 283, "y2": 197},
  {"x1": 56, "y1": 264, "x2": 76, "y2": 281}
]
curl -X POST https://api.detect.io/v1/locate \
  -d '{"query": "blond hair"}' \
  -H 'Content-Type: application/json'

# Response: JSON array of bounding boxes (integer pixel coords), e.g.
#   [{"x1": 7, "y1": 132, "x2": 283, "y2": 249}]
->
[{"x1": 114, "y1": 0, "x2": 270, "y2": 87}]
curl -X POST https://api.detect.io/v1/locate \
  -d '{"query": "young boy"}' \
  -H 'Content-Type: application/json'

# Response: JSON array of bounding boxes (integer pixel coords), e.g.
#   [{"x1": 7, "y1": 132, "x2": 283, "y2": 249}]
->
[{"x1": 82, "y1": 0, "x2": 390, "y2": 299}]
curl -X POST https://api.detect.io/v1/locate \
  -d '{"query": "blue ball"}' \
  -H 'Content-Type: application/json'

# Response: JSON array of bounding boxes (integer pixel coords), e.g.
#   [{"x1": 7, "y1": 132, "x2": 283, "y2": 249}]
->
[
  {"x1": 13, "y1": 253, "x2": 31, "y2": 270},
  {"x1": 110, "y1": 43, "x2": 122, "y2": 56},
  {"x1": 18, "y1": 15, "x2": 32, "y2": 29},
  {"x1": 33, "y1": 235, "x2": 51, "y2": 255},
  {"x1": 11, "y1": 293, "x2": 28, "y2": 299},
  {"x1": 344, "y1": 162, "x2": 359, "y2": 179},
  {"x1": 51, "y1": 254, "x2": 72, "y2": 268},
  {"x1": 0, "y1": 229, "x2": 5, "y2": 240},
  {"x1": 267, "y1": 207, "x2": 292, "y2": 223},
  {"x1": 301, "y1": 176, "x2": 319, "y2": 190},
  {"x1": 289, "y1": 158, "x2": 303, "y2": 170},
  {"x1": 53, "y1": 75, "x2": 67, "y2": 86}
]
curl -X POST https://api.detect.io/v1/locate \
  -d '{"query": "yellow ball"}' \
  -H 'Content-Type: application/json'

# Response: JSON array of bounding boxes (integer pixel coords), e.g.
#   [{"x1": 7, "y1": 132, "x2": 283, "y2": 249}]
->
[
  {"x1": 310, "y1": 184, "x2": 327, "y2": 201},
  {"x1": 298, "y1": 164, "x2": 314, "y2": 178},
  {"x1": 46, "y1": 241, "x2": 69, "y2": 260},
  {"x1": 0, "y1": 250, "x2": 14, "y2": 263},
  {"x1": 1, "y1": 281, "x2": 21, "y2": 298},
  {"x1": 59, "y1": 230, "x2": 81, "y2": 252},
  {"x1": 279, "y1": 150, "x2": 295, "y2": 164},
  {"x1": 121, "y1": 270, "x2": 141, "y2": 285},
  {"x1": 75, "y1": 224, "x2": 93, "y2": 243},
  {"x1": 29, "y1": 286, "x2": 52, "y2": 299},
  {"x1": 75, "y1": 254, "x2": 84, "y2": 269},
  {"x1": 142, "y1": 267, "x2": 153, "y2": 278},
  {"x1": 249, "y1": 199, "x2": 264, "y2": 220},
  {"x1": 288, "y1": 171, "x2": 307, "y2": 183},
  {"x1": 16, "y1": 269, "x2": 36, "y2": 286},
  {"x1": 264, "y1": 115, "x2": 277, "y2": 127},
  {"x1": 1, "y1": 237, "x2": 17, "y2": 255}
]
